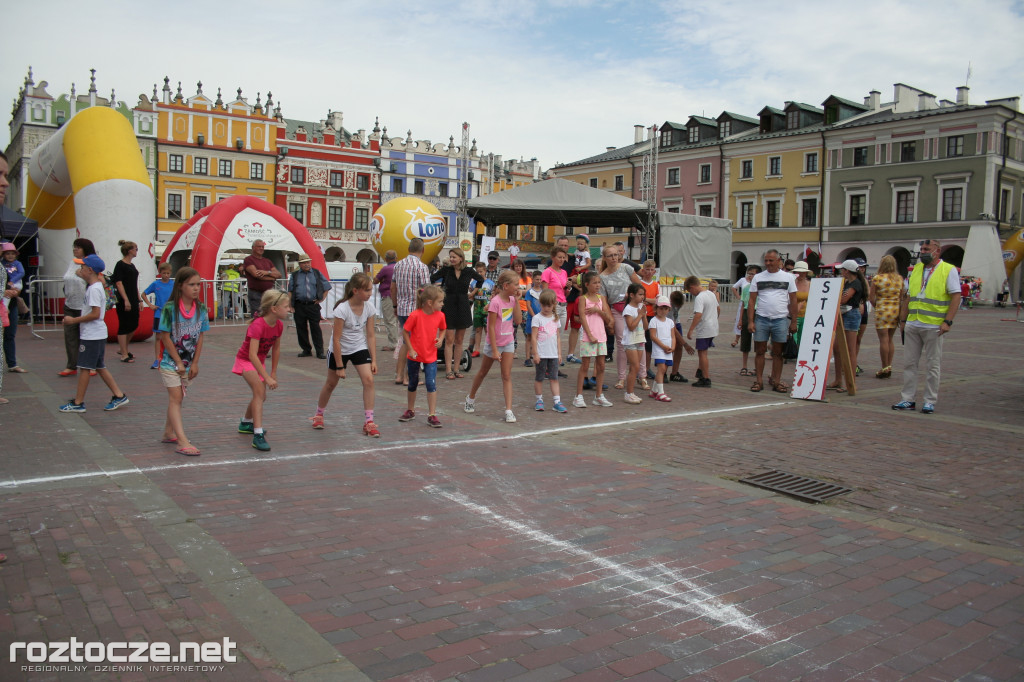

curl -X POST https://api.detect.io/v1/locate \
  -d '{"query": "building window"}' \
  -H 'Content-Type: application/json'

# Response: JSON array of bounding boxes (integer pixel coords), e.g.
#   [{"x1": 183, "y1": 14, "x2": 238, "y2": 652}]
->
[
  {"x1": 946, "y1": 135, "x2": 964, "y2": 158},
  {"x1": 667, "y1": 207, "x2": 680, "y2": 214},
  {"x1": 896, "y1": 191, "x2": 915, "y2": 223},
  {"x1": 1000, "y1": 188, "x2": 1011, "y2": 222},
  {"x1": 801, "y1": 198, "x2": 817, "y2": 227},
  {"x1": 719, "y1": 121, "x2": 731, "y2": 138},
  {"x1": 193, "y1": 157, "x2": 208, "y2": 175},
  {"x1": 589, "y1": 178, "x2": 598, "y2": 188},
  {"x1": 438, "y1": 182, "x2": 448, "y2": 197},
  {"x1": 414, "y1": 180, "x2": 425, "y2": 195},
  {"x1": 290, "y1": 166, "x2": 305, "y2": 184},
  {"x1": 328, "y1": 206, "x2": 343, "y2": 229},
  {"x1": 393, "y1": 178, "x2": 404, "y2": 193},
  {"x1": 853, "y1": 147, "x2": 868, "y2": 166},
  {"x1": 614, "y1": 175, "x2": 624, "y2": 191},
  {"x1": 900, "y1": 141, "x2": 916, "y2": 163},
  {"x1": 688, "y1": 127, "x2": 699, "y2": 143},
  {"x1": 218, "y1": 159, "x2": 232, "y2": 177},
  {"x1": 741, "y1": 202, "x2": 753, "y2": 228},
  {"x1": 288, "y1": 203, "x2": 304, "y2": 223},
  {"x1": 942, "y1": 188, "x2": 963, "y2": 221},
  {"x1": 356, "y1": 174, "x2": 369, "y2": 191},
  {"x1": 741, "y1": 160, "x2": 753, "y2": 179},
  {"x1": 250, "y1": 162, "x2": 263, "y2": 180},
  {"x1": 330, "y1": 171, "x2": 343, "y2": 188},
  {"x1": 699, "y1": 164, "x2": 711, "y2": 184},
  {"x1": 167, "y1": 193, "x2": 182, "y2": 219},
  {"x1": 768, "y1": 157, "x2": 781, "y2": 176},
  {"x1": 667, "y1": 168, "x2": 680, "y2": 185},
  {"x1": 169, "y1": 154, "x2": 183, "y2": 172},
  {"x1": 849, "y1": 195, "x2": 866, "y2": 225},
  {"x1": 660, "y1": 129, "x2": 671, "y2": 147},
  {"x1": 507, "y1": 225, "x2": 518, "y2": 240},
  {"x1": 805, "y1": 153, "x2": 818, "y2": 173},
  {"x1": 698, "y1": 204, "x2": 713, "y2": 217},
  {"x1": 765, "y1": 200, "x2": 780, "y2": 227},
  {"x1": 354, "y1": 207, "x2": 369, "y2": 231},
  {"x1": 192, "y1": 195, "x2": 207, "y2": 215},
  {"x1": 787, "y1": 110, "x2": 800, "y2": 130}
]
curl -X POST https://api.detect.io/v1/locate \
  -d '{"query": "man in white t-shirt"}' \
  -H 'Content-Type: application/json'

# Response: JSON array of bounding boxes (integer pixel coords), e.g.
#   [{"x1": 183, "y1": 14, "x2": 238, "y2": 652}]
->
[
  {"x1": 746, "y1": 249, "x2": 797, "y2": 392},
  {"x1": 684, "y1": 276, "x2": 720, "y2": 387}
]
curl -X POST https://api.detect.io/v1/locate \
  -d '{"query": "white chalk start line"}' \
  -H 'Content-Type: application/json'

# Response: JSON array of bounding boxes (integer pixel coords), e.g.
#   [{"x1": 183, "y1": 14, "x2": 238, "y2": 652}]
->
[{"x1": 2, "y1": 401, "x2": 793, "y2": 490}]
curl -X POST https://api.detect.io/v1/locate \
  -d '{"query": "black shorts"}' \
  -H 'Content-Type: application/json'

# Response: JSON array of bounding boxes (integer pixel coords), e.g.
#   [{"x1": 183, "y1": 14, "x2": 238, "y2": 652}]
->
[{"x1": 327, "y1": 348, "x2": 371, "y2": 370}]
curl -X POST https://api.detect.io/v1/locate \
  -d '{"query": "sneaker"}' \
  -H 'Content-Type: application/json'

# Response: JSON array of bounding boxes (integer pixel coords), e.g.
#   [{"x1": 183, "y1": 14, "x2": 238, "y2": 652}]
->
[
  {"x1": 251, "y1": 433, "x2": 271, "y2": 451},
  {"x1": 535, "y1": 399, "x2": 545, "y2": 411},
  {"x1": 471, "y1": 350, "x2": 480, "y2": 358},
  {"x1": 592, "y1": 394, "x2": 613, "y2": 407},
  {"x1": 583, "y1": 377, "x2": 593, "y2": 390},
  {"x1": 312, "y1": 414, "x2": 325, "y2": 429},
  {"x1": 558, "y1": 371, "x2": 569, "y2": 378},
  {"x1": 892, "y1": 400, "x2": 916, "y2": 411},
  {"x1": 605, "y1": 355, "x2": 613, "y2": 362},
  {"x1": 921, "y1": 403, "x2": 935, "y2": 415},
  {"x1": 504, "y1": 410, "x2": 517, "y2": 423},
  {"x1": 623, "y1": 393, "x2": 642, "y2": 405},
  {"x1": 363, "y1": 420, "x2": 381, "y2": 437},
  {"x1": 59, "y1": 400, "x2": 86, "y2": 413},
  {"x1": 150, "y1": 360, "x2": 160, "y2": 369},
  {"x1": 646, "y1": 369, "x2": 656, "y2": 379},
  {"x1": 104, "y1": 395, "x2": 130, "y2": 411},
  {"x1": 57, "y1": 369, "x2": 77, "y2": 377},
  {"x1": 693, "y1": 378, "x2": 711, "y2": 388},
  {"x1": 399, "y1": 409, "x2": 416, "y2": 422},
  {"x1": 524, "y1": 358, "x2": 534, "y2": 367},
  {"x1": 856, "y1": 365, "x2": 863, "y2": 376},
  {"x1": 567, "y1": 354, "x2": 581, "y2": 364},
  {"x1": 572, "y1": 395, "x2": 587, "y2": 408},
  {"x1": 427, "y1": 415, "x2": 442, "y2": 428},
  {"x1": 552, "y1": 401, "x2": 568, "y2": 413},
  {"x1": 463, "y1": 399, "x2": 475, "y2": 414},
  {"x1": 238, "y1": 421, "x2": 254, "y2": 434},
  {"x1": 695, "y1": 368, "x2": 704, "y2": 380}
]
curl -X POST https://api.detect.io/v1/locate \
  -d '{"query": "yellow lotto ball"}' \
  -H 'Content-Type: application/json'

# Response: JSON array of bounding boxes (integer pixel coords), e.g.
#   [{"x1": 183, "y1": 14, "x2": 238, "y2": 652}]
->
[{"x1": 370, "y1": 197, "x2": 447, "y2": 264}]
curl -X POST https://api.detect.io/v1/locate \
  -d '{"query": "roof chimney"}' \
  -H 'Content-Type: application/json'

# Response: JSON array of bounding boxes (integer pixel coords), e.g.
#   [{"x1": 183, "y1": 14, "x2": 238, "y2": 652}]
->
[
  {"x1": 606, "y1": 146, "x2": 616, "y2": 152},
  {"x1": 918, "y1": 92, "x2": 936, "y2": 111},
  {"x1": 634, "y1": 124, "x2": 644, "y2": 144},
  {"x1": 865, "y1": 90, "x2": 880, "y2": 110},
  {"x1": 956, "y1": 86, "x2": 969, "y2": 106}
]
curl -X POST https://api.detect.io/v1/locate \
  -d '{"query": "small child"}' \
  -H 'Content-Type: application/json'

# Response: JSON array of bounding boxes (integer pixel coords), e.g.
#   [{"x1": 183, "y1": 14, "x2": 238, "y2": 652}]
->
[
  {"x1": 400, "y1": 284, "x2": 447, "y2": 427},
  {"x1": 573, "y1": 272, "x2": 613, "y2": 408},
  {"x1": 314, "y1": 273, "x2": 379, "y2": 436},
  {"x1": 58, "y1": 255, "x2": 130, "y2": 413},
  {"x1": 156, "y1": 267, "x2": 208, "y2": 455},
  {"x1": 685, "y1": 276, "x2": 719, "y2": 388},
  {"x1": 144, "y1": 262, "x2": 175, "y2": 369},
  {"x1": 668, "y1": 290, "x2": 694, "y2": 382},
  {"x1": 467, "y1": 262, "x2": 494, "y2": 357},
  {"x1": 523, "y1": 271, "x2": 544, "y2": 367},
  {"x1": 234, "y1": 290, "x2": 290, "y2": 451},
  {"x1": 648, "y1": 295, "x2": 675, "y2": 402},
  {"x1": 465, "y1": 270, "x2": 522, "y2": 422},
  {"x1": 574, "y1": 234, "x2": 591, "y2": 269},
  {"x1": 531, "y1": 289, "x2": 567, "y2": 413},
  {"x1": 639, "y1": 260, "x2": 659, "y2": 387},
  {"x1": 621, "y1": 283, "x2": 647, "y2": 404}
]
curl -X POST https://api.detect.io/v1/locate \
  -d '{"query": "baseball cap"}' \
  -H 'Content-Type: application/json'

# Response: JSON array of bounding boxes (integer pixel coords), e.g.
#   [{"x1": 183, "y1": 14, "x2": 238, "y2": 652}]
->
[
  {"x1": 839, "y1": 259, "x2": 859, "y2": 273},
  {"x1": 655, "y1": 295, "x2": 671, "y2": 307},
  {"x1": 577, "y1": 234, "x2": 590, "y2": 244},
  {"x1": 74, "y1": 254, "x2": 106, "y2": 272},
  {"x1": 488, "y1": 250, "x2": 499, "y2": 260},
  {"x1": 853, "y1": 257, "x2": 867, "y2": 268}
]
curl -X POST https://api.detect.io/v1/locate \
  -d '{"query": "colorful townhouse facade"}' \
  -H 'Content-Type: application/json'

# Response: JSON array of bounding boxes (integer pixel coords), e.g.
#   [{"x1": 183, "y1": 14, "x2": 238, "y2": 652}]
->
[{"x1": 274, "y1": 112, "x2": 380, "y2": 263}]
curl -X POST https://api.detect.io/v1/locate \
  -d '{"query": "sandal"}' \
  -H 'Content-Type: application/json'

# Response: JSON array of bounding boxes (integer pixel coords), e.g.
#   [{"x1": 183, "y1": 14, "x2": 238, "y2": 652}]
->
[
  {"x1": 160, "y1": 437, "x2": 179, "y2": 444},
  {"x1": 614, "y1": 381, "x2": 625, "y2": 390},
  {"x1": 120, "y1": 353, "x2": 135, "y2": 363},
  {"x1": 750, "y1": 381, "x2": 763, "y2": 392},
  {"x1": 738, "y1": 368, "x2": 754, "y2": 376},
  {"x1": 454, "y1": 372, "x2": 465, "y2": 379},
  {"x1": 9, "y1": 366, "x2": 27, "y2": 373},
  {"x1": 833, "y1": 386, "x2": 847, "y2": 393},
  {"x1": 175, "y1": 445, "x2": 201, "y2": 456},
  {"x1": 773, "y1": 383, "x2": 789, "y2": 393},
  {"x1": 446, "y1": 372, "x2": 456, "y2": 380}
]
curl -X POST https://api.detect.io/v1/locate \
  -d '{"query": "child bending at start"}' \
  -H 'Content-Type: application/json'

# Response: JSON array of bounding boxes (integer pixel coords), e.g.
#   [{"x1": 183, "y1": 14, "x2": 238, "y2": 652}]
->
[
  {"x1": 530, "y1": 289, "x2": 567, "y2": 413},
  {"x1": 465, "y1": 270, "x2": 522, "y2": 423},
  {"x1": 234, "y1": 290, "x2": 290, "y2": 451},
  {"x1": 313, "y1": 273, "x2": 379, "y2": 436},
  {"x1": 400, "y1": 284, "x2": 447, "y2": 427}
]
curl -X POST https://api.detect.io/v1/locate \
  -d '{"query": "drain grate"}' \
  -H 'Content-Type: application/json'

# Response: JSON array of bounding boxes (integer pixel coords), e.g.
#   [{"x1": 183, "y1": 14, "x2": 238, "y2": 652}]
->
[{"x1": 739, "y1": 470, "x2": 852, "y2": 503}]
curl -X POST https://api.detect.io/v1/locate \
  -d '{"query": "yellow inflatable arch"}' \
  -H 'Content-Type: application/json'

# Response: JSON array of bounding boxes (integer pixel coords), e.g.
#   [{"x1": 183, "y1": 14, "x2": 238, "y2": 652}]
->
[{"x1": 27, "y1": 106, "x2": 155, "y2": 284}]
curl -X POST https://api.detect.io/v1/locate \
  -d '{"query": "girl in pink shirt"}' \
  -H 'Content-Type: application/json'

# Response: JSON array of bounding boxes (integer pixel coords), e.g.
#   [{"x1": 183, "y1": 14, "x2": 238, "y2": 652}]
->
[
  {"x1": 464, "y1": 270, "x2": 522, "y2": 423},
  {"x1": 573, "y1": 272, "x2": 613, "y2": 408},
  {"x1": 233, "y1": 290, "x2": 290, "y2": 451}
]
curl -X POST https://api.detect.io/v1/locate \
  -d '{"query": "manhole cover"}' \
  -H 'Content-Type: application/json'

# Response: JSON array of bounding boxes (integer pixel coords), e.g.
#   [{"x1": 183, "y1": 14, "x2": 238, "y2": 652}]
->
[{"x1": 739, "y1": 470, "x2": 852, "y2": 503}]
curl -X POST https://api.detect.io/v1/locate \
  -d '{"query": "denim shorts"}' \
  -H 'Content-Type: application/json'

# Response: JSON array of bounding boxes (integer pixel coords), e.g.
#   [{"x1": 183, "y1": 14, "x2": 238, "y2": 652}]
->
[
  {"x1": 753, "y1": 315, "x2": 789, "y2": 344},
  {"x1": 407, "y1": 360, "x2": 437, "y2": 393},
  {"x1": 841, "y1": 308, "x2": 862, "y2": 331},
  {"x1": 481, "y1": 338, "x2": 515, "y2": 357},
  {"x1": 621, "y1": 342, "x2": 644, "y2": 352}
]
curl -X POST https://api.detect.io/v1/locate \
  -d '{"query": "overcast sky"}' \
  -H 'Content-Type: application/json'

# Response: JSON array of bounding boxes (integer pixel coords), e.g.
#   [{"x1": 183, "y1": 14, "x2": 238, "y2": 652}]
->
[{"x1": 3, "y1": 0, "x2": 1022, "y2": 168}]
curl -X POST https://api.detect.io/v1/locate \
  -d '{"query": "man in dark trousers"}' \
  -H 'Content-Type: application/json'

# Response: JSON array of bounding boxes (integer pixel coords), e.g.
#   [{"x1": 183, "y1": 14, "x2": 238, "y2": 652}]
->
[
  {"x1": 242, "y1": 239, "x2": 281, "y2": 317},
  {"x1": 288, "y1": 254, "x2": 330, "y2": 358}
]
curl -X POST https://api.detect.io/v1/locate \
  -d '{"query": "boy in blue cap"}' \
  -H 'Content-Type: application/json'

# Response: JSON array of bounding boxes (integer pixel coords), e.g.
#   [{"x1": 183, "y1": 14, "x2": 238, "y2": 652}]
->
[{"x1": 59, "y1": 254, "x2": 129, "y2": 413}]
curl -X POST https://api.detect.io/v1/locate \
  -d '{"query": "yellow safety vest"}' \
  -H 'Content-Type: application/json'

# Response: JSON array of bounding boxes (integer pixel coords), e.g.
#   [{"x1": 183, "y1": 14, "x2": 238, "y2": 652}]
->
[
  {"x1": 907, "y1": 260, "x2": 955, "y2": 325},
  {"x1": 223, "y1": 270, "x2": 241, "y2": 292}
]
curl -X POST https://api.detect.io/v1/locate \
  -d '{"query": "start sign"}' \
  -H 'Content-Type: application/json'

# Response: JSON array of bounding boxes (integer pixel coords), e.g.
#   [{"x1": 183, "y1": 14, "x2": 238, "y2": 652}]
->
[{"x1": 790, "y1": 277, "x2": 842, "y2": 401}]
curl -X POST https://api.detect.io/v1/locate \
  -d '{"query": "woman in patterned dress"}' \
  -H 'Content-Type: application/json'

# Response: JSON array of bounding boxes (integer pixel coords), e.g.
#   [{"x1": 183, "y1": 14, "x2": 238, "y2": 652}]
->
[{"x1": 869, "y1": 255, "x2": 904, "y2": 378}]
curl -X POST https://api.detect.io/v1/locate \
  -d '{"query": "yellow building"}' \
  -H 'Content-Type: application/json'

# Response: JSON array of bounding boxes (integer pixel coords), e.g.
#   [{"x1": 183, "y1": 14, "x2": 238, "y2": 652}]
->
[{"x1": 155, "y1": 80, "x2": 281, "y2": 241}]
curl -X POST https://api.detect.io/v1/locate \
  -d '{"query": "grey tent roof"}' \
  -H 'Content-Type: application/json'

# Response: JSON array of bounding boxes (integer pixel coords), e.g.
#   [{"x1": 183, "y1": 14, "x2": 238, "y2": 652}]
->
[
  {"x1": 0, "y1": 206, "x2": 38, "y2": 241},
  {"x1": 468, "y1": 178, "x2": 649, "y2": 228}
]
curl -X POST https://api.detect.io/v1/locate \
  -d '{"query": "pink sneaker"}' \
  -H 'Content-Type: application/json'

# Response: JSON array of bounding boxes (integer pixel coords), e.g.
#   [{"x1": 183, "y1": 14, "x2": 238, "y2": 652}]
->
[
  {"x1": 311, "y1": 414, "x2": 325, "y2": 429},
  {"x1": 427, "y1": 415, "x2": 442, "y2": 428},
  {"x1": 398, "y1": 409, "x2": 415, "y2": 422},
  {"x1": 363, "y1": 420, "x2": 380, "y2": 437}
]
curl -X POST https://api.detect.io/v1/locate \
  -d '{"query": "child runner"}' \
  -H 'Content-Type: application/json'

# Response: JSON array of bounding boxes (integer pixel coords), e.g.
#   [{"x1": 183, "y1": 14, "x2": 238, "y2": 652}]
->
[
  {"x1": 573, "y1": 272, "x2": 613, "y2": 408},
  {"x1": 234, "y1": 290, "x2": 290, "y2": 451},
  {"x1": 58, "y1": 255, "x2": 130, "y2": 413},
  {"x1": 648, "y1": 295, "x2": 675, "y2": 401},
  {"x1": 523, "y1": 270, "x2": 544, "y2": 367},
  {"x1": 685, "y1": 276, "x2": 720, "y2": 388},
  {"x1": 313, "y1": 273, "x2": 379, "y2": 436},
  {"x1": 639, "y1": 260, "x2": 659, "y2": 386},
  {"x1": 144, "y1": 262, "x2": 175, "y2": 369},
  {"x1": 156, "y1": 267, "x2": 208, "y2": 455},
  {"x1": 621, "y1": 283, "x2": 647, "y2": 404},
  {"x1": 400, "y1": 284, "x2": 447, "y2": 427},
  {"x1": 467, "y1": 261, "x2": 493, "y2": 357},
  {"x1": 465, "y1": 270, "x2": 522, "y2": 422},
  {"x1": 531, "y1": 289, "x2": 567, "y2": 413},
  {"x1": 668, "y1": 290, "x2": 695, "y2": 382}
]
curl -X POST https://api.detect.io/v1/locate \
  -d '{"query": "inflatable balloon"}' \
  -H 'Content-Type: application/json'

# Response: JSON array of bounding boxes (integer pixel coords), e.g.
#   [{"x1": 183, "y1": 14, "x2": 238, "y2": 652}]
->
[{"x1": 370, "y1": 197, "x2": 446, "y2": 264}]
